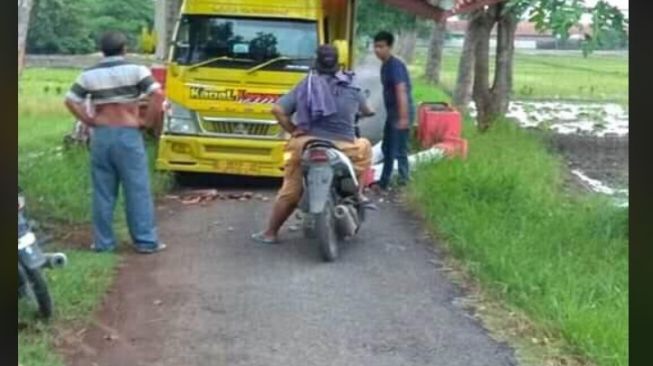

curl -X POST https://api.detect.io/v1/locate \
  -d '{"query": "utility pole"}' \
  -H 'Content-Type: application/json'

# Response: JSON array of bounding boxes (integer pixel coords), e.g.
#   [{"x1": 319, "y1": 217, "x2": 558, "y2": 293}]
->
[
  {"x1": 155, "y1": 0, "x2": 183, "y2": 61},
  {"x1": 18, "y1": 0, "x2": 33, "y2": 76}
]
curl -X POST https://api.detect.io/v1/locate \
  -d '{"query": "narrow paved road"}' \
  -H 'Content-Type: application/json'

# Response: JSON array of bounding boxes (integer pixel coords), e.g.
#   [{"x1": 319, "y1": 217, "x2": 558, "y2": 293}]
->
[
  {"x1": 353, "y1": 54, "x2": 387, "y2": 143},
  {"x1": 66, "y1": 189, "x2": 516, "y2": 366}
]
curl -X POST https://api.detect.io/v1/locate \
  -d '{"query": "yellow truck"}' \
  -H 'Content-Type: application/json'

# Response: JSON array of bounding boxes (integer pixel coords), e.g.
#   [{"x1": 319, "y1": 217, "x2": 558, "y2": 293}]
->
[{"x1": 155, "y1": 0, "x2": 357, "y2": 177}]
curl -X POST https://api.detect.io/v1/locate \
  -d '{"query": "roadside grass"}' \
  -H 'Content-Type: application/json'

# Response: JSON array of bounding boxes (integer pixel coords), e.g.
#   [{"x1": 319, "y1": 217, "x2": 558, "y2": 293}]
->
[
  {"x1": 18, "y1": 68, "x2": 171, "y2": 365},
  {"x1": 409, "y1": 82, "x2": 628, "y2": 366},
  {"x1": 408, "y1": 50, "x2": 628, "y2": 105}
]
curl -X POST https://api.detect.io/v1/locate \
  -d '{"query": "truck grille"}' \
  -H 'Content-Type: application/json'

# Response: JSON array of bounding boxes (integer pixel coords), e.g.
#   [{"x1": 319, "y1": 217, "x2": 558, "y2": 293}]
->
[
  {"x1": 204, "y1": 146, "x2": 272, "y2": 156},
  {"x1": 201, "y1": 118, "x2": 279, "y2": 137}
]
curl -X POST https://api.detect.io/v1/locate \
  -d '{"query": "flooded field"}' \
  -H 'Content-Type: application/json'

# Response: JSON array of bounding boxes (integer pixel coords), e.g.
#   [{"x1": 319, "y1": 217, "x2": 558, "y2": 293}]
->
[
  {"x1": 470, "y1": 100, "x2": 629, "y2": 205},
  {"x1": 469, "y1": 101, "x2": 628, "y2": 137}
]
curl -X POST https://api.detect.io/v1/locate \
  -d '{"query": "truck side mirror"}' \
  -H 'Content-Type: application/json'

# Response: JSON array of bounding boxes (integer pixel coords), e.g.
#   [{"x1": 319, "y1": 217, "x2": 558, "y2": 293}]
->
[{"x1": 332, "y1": 39, "x2": 349, "y2": 69}]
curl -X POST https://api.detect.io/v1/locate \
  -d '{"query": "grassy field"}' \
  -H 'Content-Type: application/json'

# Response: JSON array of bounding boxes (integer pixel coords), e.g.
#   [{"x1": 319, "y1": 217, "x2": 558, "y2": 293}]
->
[
  {"x1": 409, "y1": 81, "x2": 628, "y2": 365},
  {"x1": 409, "y1": 49, "x2": 628, "y2": 105},
  {"x1": 18, "y1": 68, "x2": 170, "y2": 365}
]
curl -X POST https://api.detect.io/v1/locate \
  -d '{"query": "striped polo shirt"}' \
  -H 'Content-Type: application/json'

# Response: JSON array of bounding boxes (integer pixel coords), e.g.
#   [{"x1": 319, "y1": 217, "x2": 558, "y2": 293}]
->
[{"x1": 66, "y1": 56, "x2": 160, "y2": 105}]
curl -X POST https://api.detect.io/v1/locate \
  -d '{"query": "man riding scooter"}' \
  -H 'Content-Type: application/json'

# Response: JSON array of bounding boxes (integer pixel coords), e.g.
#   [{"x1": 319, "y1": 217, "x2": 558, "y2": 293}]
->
[{"x1": 252, "y1": 45, "x2": 375, "y2": 244}]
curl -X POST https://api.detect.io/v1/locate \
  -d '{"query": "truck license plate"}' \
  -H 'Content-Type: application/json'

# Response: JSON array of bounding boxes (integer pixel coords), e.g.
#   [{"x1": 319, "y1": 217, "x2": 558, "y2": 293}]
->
[{"x1": 215, "y1": 161, "x2": 260, "y2": 174}]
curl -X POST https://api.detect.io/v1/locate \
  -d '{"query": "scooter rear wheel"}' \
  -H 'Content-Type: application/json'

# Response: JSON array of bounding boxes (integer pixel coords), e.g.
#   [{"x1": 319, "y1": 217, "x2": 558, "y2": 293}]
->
[{"x1": 315, "y1": 200, "x2": 339, "y2": 262}]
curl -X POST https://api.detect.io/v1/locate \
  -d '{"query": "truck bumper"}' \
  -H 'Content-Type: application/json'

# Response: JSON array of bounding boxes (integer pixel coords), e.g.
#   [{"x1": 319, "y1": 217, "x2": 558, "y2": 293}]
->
[{"x1": 156, "y1": 134, "x2": 289, "y2": 178}]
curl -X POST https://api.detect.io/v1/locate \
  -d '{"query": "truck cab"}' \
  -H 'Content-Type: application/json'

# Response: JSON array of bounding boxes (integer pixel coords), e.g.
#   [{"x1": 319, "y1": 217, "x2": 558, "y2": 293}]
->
[{"x1": 156, "y1": 0, "x2": 356, "y2": 177}]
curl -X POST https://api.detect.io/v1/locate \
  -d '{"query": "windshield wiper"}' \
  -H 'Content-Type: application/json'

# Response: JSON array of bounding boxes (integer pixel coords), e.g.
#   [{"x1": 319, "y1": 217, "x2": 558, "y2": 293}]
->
[
  {"x1": 245, "y1": 57, "x2": 313, "y2": 74},
  {"x1": 186, "y1": 56, "x2": 254, "y2": 71}
]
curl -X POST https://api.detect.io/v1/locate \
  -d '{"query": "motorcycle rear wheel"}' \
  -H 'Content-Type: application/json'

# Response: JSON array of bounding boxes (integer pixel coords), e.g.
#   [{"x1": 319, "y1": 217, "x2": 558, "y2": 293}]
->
[{"x1": 315, "y1": 200, "x2": 339, "y2": 262}]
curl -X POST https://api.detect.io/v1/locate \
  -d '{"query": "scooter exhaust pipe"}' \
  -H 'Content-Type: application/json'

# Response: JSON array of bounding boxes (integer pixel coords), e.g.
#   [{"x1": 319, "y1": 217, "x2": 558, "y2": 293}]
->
[
  {"x1": 334, "y1": 205, "x2": 358, "y2": 237},
  {"x1": 44, "y1": 253, "x2": 68, "y2": 269}
]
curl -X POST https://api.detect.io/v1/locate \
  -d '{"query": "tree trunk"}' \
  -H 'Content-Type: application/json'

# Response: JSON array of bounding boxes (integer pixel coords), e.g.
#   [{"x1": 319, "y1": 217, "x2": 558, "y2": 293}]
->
[
  {"x1": 156, "y1": 0, "x2": 184, "y2": 60},
  {"x1": 396, "y1": 29, "x2": 417, "y2": 64},
  {"x1": 471, "y1": 7, "x2": 499, "y2": 132},
  {"x1": 18, "y1": 0, "x2": 33, "y2": 77},
  {"x1": 453, "y1": 11, "x2": 484, "y2": 110},
  {"x1": 490, "y1": 12, "x2": 518, "y2": 117},
  {"x1": 394, "y1": 31, "x2": 405, "y2": 58},
  {"x1": 453, "y1": 3, "x2": 518, "y2": 132},
  {"x1": 424, "y1": 19, "x2": 447, "y2": 84}
]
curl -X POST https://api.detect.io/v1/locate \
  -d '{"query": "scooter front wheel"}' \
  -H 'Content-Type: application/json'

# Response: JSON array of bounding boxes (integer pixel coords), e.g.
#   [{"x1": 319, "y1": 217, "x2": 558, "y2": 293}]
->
[
  {"x1": 19, "y1": 264, "x2": 53, "y2": 319},
  {"x1": 315, "y1": 200, "x2": 339, "y2": 262}
]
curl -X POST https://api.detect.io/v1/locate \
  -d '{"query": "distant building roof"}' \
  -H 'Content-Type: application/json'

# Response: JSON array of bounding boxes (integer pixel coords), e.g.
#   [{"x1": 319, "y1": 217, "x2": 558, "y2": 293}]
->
[{"x1": 446, "y1": 20, "x2": 589, "y2": 37}]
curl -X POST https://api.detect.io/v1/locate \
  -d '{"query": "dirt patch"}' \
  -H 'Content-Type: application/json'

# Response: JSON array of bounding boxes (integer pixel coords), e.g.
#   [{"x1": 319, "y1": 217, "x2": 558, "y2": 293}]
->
[
  {"x1": 58, "y1": 200, "x2": 188, "y2": 366},
  {"x1": 57, "y1": 253, "x2": 169, "y2": 366},
  {"x1": 49, "y1": 224, "x2": 94, "y2": 251},
  {"x1": 544, "y1": 132, "x2": 628, "y2": 189}
]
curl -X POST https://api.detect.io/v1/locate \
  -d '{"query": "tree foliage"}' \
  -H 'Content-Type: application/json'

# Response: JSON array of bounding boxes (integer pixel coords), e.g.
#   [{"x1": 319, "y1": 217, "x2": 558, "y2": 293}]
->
[
  {"x1": 89, "y1": 0, "x2": 154, "y2": 50},
  {"x1": 27, "y1": 0, "x2": 154, "y2": 54},
  {"x1": 356, "y1": 0, "x2": 418, "y2": 38},
  {"x1": 524, "y1": 0, "x2": 628, "y2": 55},
  {"x1": 27, "y1": 0, "x2": 94, "y2": 54}
]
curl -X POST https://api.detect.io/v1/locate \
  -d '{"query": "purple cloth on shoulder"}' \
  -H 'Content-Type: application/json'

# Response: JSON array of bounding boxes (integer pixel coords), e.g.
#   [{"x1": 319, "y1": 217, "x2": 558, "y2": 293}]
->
[{"x1": 294, "y1": 70, "x2": 355, "y2": 131}]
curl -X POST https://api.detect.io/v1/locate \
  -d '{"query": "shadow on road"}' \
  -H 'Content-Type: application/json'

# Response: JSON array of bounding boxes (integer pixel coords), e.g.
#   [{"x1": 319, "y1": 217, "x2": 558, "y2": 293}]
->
[{"x1": 173, "y1": 172, "x2": 282, "y2": 191}]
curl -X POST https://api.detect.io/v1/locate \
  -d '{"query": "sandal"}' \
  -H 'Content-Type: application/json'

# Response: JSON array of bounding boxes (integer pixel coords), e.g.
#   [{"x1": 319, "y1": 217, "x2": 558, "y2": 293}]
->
[{"x1": 251, "y1": 232, "x2": 279, "y2": 245}]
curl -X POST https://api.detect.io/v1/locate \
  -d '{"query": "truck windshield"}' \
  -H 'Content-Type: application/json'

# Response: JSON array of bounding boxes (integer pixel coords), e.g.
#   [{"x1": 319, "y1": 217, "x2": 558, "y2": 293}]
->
[{"x1": 173, "y1": 15, "x2": 318, "y2": 71}]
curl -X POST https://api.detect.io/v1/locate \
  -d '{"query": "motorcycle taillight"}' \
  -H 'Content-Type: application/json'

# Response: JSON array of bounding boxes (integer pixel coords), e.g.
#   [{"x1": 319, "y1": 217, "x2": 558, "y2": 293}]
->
[{"x1": 308, "y1": 149, "x2": 329, "y2": 162}]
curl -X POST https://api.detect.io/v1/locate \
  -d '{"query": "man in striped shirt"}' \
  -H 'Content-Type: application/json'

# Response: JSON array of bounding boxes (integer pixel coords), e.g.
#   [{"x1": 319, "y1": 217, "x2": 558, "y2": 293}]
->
[{"x1": 64, "y1": 31, "x2": 166, "y2": 254}]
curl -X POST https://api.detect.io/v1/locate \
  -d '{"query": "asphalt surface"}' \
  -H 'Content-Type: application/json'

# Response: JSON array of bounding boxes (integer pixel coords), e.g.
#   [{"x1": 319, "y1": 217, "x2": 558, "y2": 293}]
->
[
  {"x1": 353, "y1": 55, "x2": 387, "y2": 143},
  {"x1": 67, "y1": 189, "x2": 516, "y2": 366}
]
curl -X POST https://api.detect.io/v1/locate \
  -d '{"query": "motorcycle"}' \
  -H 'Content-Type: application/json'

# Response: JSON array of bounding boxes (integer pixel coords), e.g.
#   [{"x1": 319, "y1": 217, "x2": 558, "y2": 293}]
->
[
  {"x1": 298, "y1": 113, "x2": 376, "y2": 262},
  {"x1": 18, "y1": 187, "x2": 67, "y2": 319}
]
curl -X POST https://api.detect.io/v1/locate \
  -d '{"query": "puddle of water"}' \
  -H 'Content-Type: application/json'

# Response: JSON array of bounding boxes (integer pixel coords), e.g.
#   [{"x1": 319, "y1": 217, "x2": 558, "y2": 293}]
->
[
  {"x1": 571, "y1": 169, "x2": 628, "y2": 207},
  {"x1": 468, "y1": 101, "x2": 629, "y2": 137}
]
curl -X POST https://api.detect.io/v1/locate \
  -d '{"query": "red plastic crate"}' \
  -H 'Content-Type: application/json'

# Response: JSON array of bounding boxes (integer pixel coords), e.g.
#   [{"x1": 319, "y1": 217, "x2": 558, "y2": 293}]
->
[{"x1": 417, "y1": 102, "x2": 462, "y2": 149}]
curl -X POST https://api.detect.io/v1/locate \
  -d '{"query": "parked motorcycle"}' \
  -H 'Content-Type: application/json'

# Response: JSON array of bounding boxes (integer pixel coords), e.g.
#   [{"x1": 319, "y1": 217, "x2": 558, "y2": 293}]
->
[
  {"x1": 298, "y1": 113, "x2": 376, "y2": 262},
  {"x1": 18, "y1": 187, "x2": 67, "y2": 319}
]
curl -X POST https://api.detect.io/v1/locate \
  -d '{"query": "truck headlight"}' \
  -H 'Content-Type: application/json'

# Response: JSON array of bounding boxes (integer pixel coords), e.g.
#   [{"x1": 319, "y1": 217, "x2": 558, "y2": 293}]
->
[{"x1": 165, "y1": 101, "x2": 200, "y2": 134}]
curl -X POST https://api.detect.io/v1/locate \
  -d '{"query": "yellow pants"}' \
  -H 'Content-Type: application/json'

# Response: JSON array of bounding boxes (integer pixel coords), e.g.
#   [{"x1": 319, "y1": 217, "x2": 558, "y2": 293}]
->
[{"x1": 276, "y1": 135, "x2": 372, "y2": 206}]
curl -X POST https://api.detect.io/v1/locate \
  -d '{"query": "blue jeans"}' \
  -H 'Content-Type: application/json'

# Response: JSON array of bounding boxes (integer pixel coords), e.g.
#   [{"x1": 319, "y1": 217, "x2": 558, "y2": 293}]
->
[
  {"x1": 379, "y1": 122, "x2": 410, "y2": 189},
  {"x1": 90, "y1": 126, "x2": 158, "y2": 251}
]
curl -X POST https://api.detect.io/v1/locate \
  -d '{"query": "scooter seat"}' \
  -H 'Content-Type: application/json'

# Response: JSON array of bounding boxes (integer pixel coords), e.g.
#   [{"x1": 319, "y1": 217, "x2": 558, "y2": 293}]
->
[{"x1": 303, "y1": 139, "x2": 339, "y2": 152}]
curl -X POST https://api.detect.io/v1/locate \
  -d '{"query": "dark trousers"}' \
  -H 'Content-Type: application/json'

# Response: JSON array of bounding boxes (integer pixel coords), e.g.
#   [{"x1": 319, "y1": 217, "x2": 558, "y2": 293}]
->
[{"x1": 379, "y1": 121, "x2": 410, "y2": 189}]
